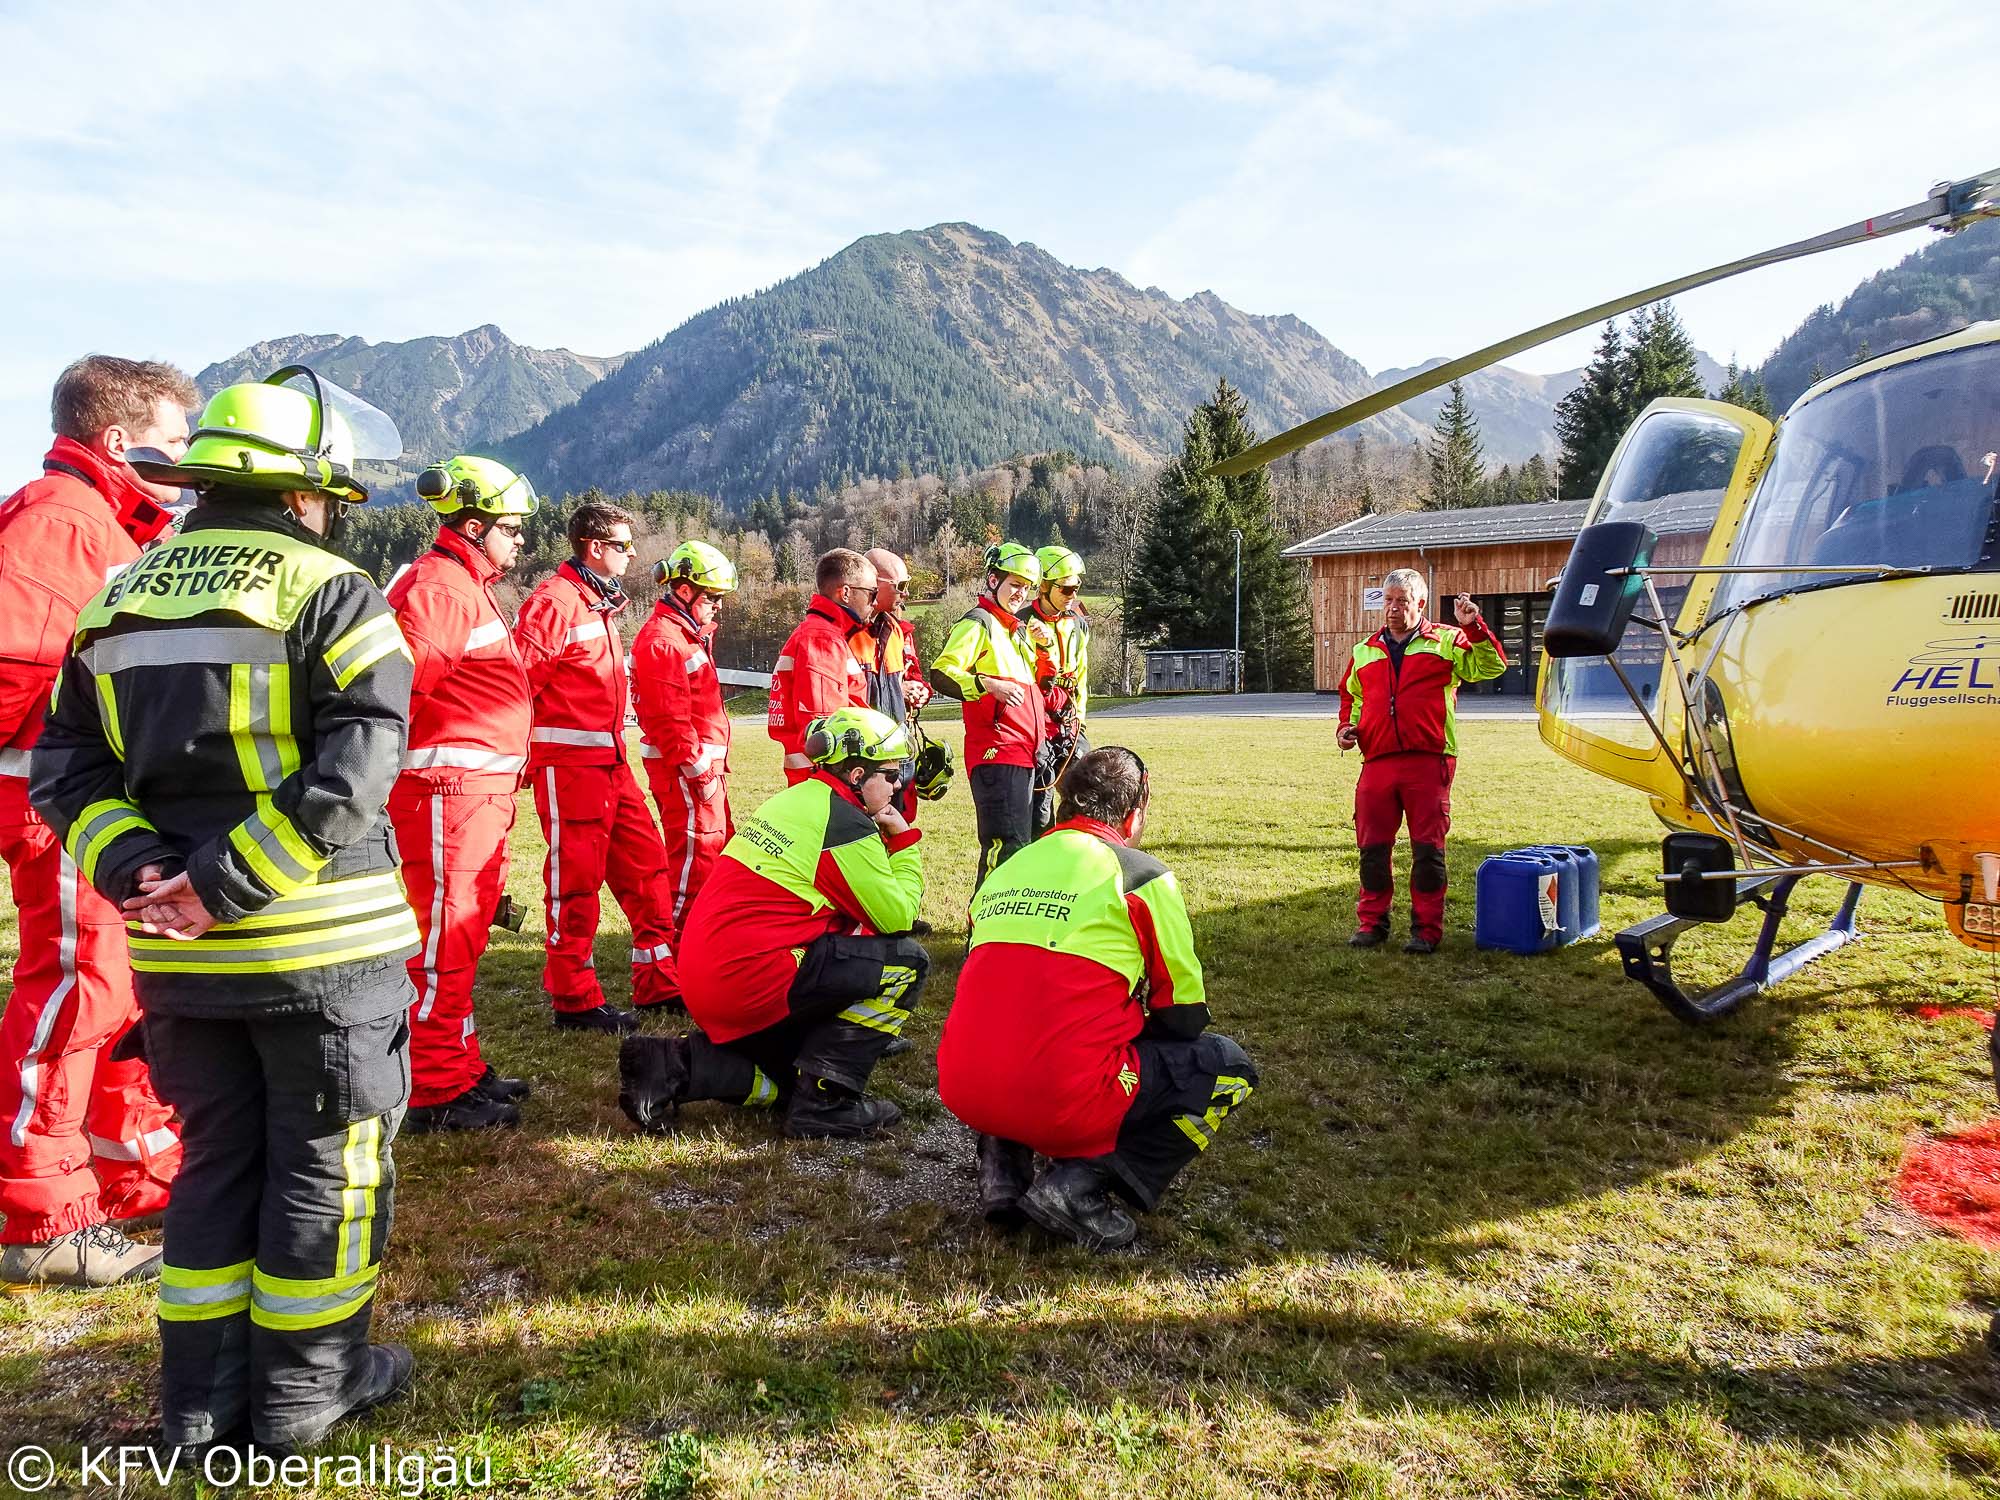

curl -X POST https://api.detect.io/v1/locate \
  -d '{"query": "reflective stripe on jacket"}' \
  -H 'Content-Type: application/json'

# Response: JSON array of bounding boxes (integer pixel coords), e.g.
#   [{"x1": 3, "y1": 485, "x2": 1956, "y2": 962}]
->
[
  {"x1": 632, "y1": 596, "x2": 730, "y2": 778},
  {"x1": 678, "y1": 773, "x2": 923, "y2": 1041},
  {"x1": 514, "y1": 559, "x2": 628, "y2": 768},
  {"x1": 28, "y1": 497, "x2": 418, "y2": 1017},
  {"x1": 930, "y1": 597, "x2": 1047, "y2": 768},
  {"x1": 386, "y1": 526, "x2": 530, "y2": 789},
  {"x1": 1339, "y1": 617, "x2": 1506, "y2": 759}
]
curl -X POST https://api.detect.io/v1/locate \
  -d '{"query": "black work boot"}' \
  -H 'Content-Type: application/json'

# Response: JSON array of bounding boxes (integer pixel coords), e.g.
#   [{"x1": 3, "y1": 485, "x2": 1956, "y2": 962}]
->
[
  {"x1": 618, "y1": 1034, "x2": 690, "y2": 1132},
  {"x1": 1020, "y1": 1160, "x2": 1138, "y2": 1251},
  {"x1": 1403, "y1": 934, "x2": 1439, "y2": 955},
  {"x1": 882, "y1": 1035, "x2": 914, "y2": 1058},
  {"x1": 268, "y1": 1344, "x2": 415, "y2": 1451},
  {"x1": 1348, "y1": 926, "x2": 1390, "y2": 948},
  {"x1": 784, "y1": 1076, "x2": 902, "y2": 1139},
  {"x1": 977, "y1": 1135, "x2": 1035, "y2": 1229},
  {"x1": 404, "y1": 1086, "x2": 520, "y2": 1135},
  {"x1": 472, "y1": 1065, "x2": 532, "y2": 1102},
  {"x1": 553, "y1": 1002, "x2": 639, "y2": 1034}
]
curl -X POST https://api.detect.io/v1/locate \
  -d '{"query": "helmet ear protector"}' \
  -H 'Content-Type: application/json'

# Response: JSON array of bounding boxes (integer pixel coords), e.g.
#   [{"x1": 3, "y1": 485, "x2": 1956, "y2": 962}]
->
[
  {"x1": 417, "y1": 465, "x2": 481, "y2": 508},
  {"x1": 804, "y1": 716, "x2": 869, "y2": 768}
]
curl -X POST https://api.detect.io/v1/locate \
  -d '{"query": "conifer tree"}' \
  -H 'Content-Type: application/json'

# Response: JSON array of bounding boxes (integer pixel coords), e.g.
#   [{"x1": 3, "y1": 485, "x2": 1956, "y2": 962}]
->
[
  {"x1": 1425, "y1": 380, "x2": 1485, "y2": 510},
  {"x1": 1555, "y1": 320, "x2": 1629, "y2": 497},
  {"x1": 1521, "y1": 452, "x2": 1554, "y2": 502},
  {"x1": 1628, "y1": 300, "x2": 1706, "y2": 408},
  {"x1": 1127, "y1": 379, "x2": 1313, "y2": 690}
]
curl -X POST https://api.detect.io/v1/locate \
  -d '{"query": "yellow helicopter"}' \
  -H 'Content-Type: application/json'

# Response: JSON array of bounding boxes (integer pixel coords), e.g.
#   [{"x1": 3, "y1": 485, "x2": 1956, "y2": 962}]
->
[{"x1": 1215, "y1": 169, "x2": 2000, "y2": 1023}]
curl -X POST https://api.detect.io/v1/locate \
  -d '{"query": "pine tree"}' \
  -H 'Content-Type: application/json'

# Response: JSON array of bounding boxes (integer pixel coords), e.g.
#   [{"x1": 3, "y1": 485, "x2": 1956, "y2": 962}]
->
[
  {"x1": 1521, "y1": 452, "x2": 1554, "y2": 502},
  {"x1": 1555, "y1": 320, "x2": 1629, "y2": 497},
  {"x1": 1714, "y1": 360, "x2": 1775, "y2": 421},
  {"x1": 1127, "y1": 379, "x2": 1313, "y2": 690},
  {"x1": 1627, "y1": 300, "x2": 1706, "y2": 409},
  {"x1": 1425, "y1": 380, "x2": 1485, "y2": 510}
]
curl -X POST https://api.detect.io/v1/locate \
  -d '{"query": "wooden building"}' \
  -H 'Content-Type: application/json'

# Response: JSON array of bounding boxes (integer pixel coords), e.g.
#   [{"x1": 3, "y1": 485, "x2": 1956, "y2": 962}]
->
[{"x1": 1284, "y1": 496, "x2": 1720, "y2": 695}]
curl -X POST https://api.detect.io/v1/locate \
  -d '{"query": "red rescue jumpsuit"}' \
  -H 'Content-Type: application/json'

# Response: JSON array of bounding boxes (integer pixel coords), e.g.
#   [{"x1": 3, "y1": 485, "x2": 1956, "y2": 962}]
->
[
  {"x1": 385, "y1": 526, "x2": 532, "y2": 1105},
  {"x1": 766, "y1": 593, "x2": 871, "y2": 786},
  {"x1": 514, "y1": 560, "x2": 680, "y2": 1012},
  {"x1": 632, "y1": 594, "x2": 732, "y2": 930},
  {"x1": 1338, "y1": 616, "x2": 1506, "y2": 943},
  {"x1": 0, "y1": 438, "x2": 181, "y2": 1240}
]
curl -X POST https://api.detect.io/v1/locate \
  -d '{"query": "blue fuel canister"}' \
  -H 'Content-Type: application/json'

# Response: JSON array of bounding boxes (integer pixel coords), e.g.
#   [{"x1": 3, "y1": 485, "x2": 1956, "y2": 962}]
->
[
  {"x1": 1548, "y1": 844, "x2": 1600, "y2": 939},
  {"x1": 1474, "y1": 851, "x2": 1564, "y2": 955},
  {"x1": 1524, "y1": 845, "x2": 1583, "y2": 947}
]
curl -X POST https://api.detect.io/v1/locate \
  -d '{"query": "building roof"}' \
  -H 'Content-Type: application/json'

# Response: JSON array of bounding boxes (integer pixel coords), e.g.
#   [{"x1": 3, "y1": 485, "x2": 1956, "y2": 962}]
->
[{"x1": 1282, "y1": 491, "x2": 1723, "y2": 559}]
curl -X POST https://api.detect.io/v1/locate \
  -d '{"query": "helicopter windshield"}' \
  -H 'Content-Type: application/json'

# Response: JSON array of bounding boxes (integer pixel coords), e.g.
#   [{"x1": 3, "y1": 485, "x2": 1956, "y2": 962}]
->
[
  {"x1": 1540, "y1": 406, "x2": 1743, "y2": 752},
  {"x1": 1710, "y1": 339, "x2": 2000, "y2": 614}
]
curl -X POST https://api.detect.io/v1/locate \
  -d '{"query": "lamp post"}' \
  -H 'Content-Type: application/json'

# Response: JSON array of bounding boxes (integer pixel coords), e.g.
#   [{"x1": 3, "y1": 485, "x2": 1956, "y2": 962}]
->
[{"x1": 1230, "y1": 528, "x2": 1243, "y2": 693}]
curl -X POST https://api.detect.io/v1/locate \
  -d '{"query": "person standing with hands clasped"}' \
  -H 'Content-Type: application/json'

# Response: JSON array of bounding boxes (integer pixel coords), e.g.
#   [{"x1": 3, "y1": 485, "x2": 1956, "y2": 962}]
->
[{"x1": 1337, "y1": 570, "x2": 1505, "y2": 953}]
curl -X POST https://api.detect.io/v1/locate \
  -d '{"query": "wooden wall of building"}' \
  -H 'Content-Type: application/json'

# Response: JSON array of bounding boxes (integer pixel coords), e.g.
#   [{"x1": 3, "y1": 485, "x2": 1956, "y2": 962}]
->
[
  {"x1": 1304, "y1": 531, "x2": 1712, "y2": 692},
  {"x1": 1305, "y1": 542, "x2": 1569, "y2": 693}
]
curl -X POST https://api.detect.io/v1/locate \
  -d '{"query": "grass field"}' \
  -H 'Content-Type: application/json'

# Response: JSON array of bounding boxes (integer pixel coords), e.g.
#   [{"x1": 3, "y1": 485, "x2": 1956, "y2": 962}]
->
[{"x1": 5, "y1": 719, "x2": 2000, "y2": 1497}]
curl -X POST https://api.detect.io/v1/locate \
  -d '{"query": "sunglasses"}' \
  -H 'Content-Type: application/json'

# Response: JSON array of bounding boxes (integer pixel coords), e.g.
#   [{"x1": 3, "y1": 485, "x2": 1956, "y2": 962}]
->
[
  {"x1": 866, "y1": 763, "x2": 904, "y2": 787},
  {"x1": 596, "y1": 538, "x2": 637, "y2": 554},
  {"x1": 491, "y1": 521, "x2": 524, "y2": 538},
  {"x1": 1053, "y1": 583, "x2": 1080, "y2": 597}
]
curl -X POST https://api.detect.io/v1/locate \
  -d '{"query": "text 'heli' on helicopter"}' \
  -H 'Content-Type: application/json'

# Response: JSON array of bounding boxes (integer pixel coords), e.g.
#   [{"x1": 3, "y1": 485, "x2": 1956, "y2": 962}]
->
[{"x1": 1216, "y1": 168, "x2": 2000, "y2": 1024}]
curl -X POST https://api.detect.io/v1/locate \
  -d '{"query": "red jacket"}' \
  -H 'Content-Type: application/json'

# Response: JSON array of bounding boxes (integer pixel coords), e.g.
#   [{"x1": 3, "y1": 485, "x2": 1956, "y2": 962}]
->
[
  {"x1": 385, "y1": 526, "x2": 532, "y2": 790},
  {"x1": 632, "y1": 596, "x2": 730, "y2": 779},
  {"x1": 514, "y1": 559, "x2": 630, "y2": 768},
  {"x1": 0, "y1": 439, "x2": 163, "y2": 772},
  {"x1": 1338, "y1": 616, "x2": 1507, "y2": 761},
  {"x1": 765, "y1": 593, "x2": 870, "y2": 764}
]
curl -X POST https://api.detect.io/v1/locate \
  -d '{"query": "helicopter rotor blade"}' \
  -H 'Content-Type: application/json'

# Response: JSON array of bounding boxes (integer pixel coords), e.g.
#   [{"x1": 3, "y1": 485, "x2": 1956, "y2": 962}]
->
[{"x1": 1210, "y1": 166, "x2": 2000, "y2": 478}]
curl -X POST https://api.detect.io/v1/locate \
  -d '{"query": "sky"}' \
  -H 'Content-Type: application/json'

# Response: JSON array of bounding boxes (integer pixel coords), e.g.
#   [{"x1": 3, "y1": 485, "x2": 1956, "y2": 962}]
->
[{"x1": 0, "y1": 0, "x2": 1989, "y2": 465}]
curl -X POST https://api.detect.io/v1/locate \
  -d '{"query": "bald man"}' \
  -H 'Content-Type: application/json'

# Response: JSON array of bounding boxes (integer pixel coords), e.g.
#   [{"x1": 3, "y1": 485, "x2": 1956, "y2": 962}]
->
[{"x1": 862, "y1": 548, "x2": 930, "y2": 823}]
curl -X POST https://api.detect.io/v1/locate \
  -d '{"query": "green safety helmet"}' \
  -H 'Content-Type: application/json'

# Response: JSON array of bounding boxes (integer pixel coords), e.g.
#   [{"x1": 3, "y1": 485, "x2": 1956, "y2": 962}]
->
[
  {"x1": 654, "y1": 539, "x2": 739, "y2": 594},
  {"x1": 1036, "y1": 546, "x2": 1085, "y2": 587},
  {"x1": 415, "y1": 455, "x2": 538, "y2": 518},
  {"x1": 804, "y1": 706, "x2": 912, "y2": 770},
  {"x1": 129, "y1": 365, "x2": 400, "y2": 504},
  {"x1": 983, "y1": 541, "x2": 1042, "y2": 587}
]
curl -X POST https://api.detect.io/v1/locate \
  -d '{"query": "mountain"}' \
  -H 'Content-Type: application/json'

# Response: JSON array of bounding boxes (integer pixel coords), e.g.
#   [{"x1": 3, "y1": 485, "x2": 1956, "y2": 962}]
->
[
  {"x1": 502, "y1": 223, "x2": 1430, "y2": 504},
  {"x1": 1372, "y1": 349, "x2": 1727, "y2": 465},
  {"x1": 195, "y1": 325, "x2": 624, "y2": 482},
  {"x1": 1757, "y1": 216, "x2": 2000, "y2": 409}
]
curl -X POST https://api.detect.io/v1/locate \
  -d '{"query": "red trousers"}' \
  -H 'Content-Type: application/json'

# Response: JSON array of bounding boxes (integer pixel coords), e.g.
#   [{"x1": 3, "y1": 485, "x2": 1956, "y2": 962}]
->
[
  {"x1": 388, "y1": 778, "x2": 516, "y2": 1107},
  {"x1": 532, "y1": 762, "x2": 680, "y2": 1011},
  {"x1": 1354, "y1": 753, "x2": 1456, "y2": 942},
  {"x1": 0, "y1": 775, "x2": 179, "y2": 1242},
  {"x1": 642, "y1": 762, "x2": 733, "y2": 932}
]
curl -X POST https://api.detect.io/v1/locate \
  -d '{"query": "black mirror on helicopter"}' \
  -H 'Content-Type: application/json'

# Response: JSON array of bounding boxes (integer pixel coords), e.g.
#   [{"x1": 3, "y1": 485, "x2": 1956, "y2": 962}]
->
[{"x1": 1544, "y1": 521, "x2": 1659, "y2": 658}]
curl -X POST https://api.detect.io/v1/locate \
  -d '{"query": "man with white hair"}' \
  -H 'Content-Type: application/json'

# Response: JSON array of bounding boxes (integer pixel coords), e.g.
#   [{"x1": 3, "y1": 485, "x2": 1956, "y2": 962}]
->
[{"x1": 1335, "y1": 569, "x2": 1504, "y2": 953}]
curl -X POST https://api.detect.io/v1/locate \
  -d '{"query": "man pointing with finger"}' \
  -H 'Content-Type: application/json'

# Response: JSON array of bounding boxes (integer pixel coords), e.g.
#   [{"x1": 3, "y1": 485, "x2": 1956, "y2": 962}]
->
[{"x1": 1337, "y1": 569, "x2": 1504, "y2": 954}]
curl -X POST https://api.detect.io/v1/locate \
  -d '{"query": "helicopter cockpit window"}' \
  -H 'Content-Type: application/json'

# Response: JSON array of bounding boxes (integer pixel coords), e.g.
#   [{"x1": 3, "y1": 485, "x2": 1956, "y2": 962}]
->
[
  {"x1": 1542, "y1": 408, "x2": 1741, "y2": 750},
  {"x1": 1711, "y1": 341, "x2": 2000, "y2": 615}
]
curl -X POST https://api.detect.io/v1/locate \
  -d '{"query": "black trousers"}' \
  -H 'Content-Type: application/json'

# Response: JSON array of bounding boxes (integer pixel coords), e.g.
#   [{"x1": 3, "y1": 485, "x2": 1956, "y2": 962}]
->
[
  {"x1": 686, "y1": 933, "x2": 931, "y2": 1106},
  {"x1": 968, "y1": 763, "x2": 1035, "y2": 892},
  {"x1": 1097, "y1": 1031, "x2": 1257, "y2": 1210},
  {"x1": 144, "y1": 998, "x2": 409, "y2": 1447},
  {"x1": 1032, "y1": 730, "x2": 1091, "y2": 838}
]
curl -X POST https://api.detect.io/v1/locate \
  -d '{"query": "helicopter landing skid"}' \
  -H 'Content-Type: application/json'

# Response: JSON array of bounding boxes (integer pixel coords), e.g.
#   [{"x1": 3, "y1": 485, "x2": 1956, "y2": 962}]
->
[{"x1": 1616, "y1": 875, "x2": 1865, "y2": 1026}]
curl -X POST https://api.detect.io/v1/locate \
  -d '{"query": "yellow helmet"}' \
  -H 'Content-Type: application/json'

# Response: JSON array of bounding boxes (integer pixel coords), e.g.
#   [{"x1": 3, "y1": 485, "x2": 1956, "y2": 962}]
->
[
  {"x1": 416, "y1": 455, "x2": 538, "y2": 518},
  {"x1": 654, "y1": 539, "x2": 739, "y2": 594},
  {"x1": 1036, "y1": 546, "x2": 1085, "y2": 587},
  {"x1": 984, "y1": 541, "x2": 1042, "y2": 587},
  {"x1": 804, "y1": 706, "x2": 912, "y2": 769},
  {"x1": 128, "y1": 366, "x2": 400, "y2": 504}
]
